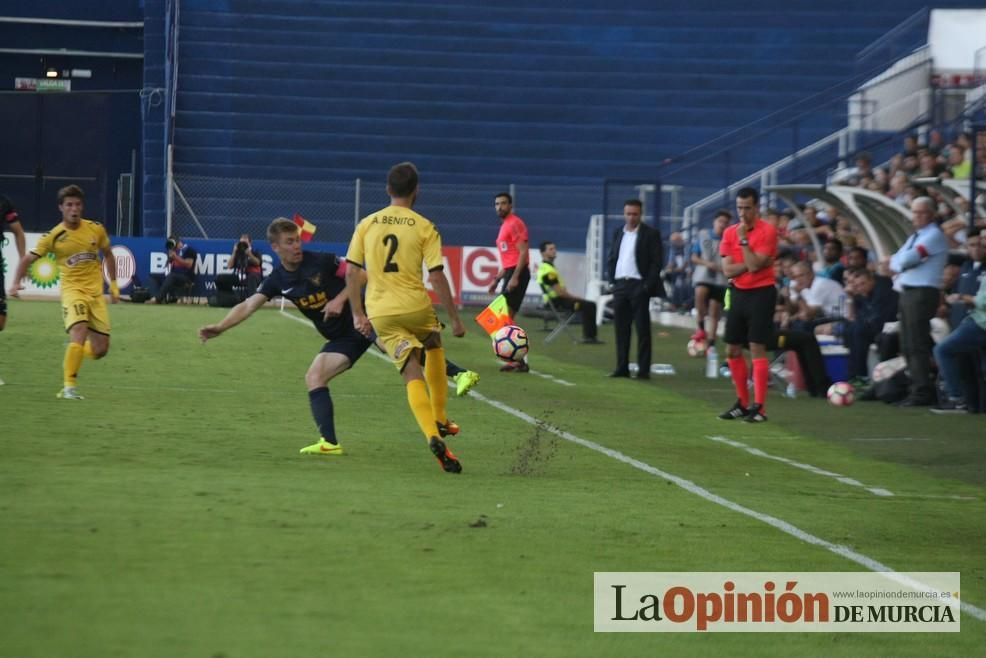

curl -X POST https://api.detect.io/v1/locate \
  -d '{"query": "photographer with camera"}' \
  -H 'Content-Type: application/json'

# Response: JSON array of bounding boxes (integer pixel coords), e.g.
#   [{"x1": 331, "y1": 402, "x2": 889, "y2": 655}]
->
[
  {"x1": 148, "y1": 235, "x2": 197, "y2": 304},
  {"x1": 230, "y1": 233, "x2": 263, "y2": 294}
]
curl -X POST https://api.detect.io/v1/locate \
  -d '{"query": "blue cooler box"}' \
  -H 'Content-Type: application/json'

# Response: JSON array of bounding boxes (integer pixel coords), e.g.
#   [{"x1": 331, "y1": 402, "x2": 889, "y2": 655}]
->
[{"x1": 817, "y1": 336, "x2": 849, "y2": 383}]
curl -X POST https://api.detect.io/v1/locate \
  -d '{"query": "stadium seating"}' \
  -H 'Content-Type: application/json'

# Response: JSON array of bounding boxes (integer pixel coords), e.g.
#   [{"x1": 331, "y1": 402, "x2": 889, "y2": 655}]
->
[{"x1": 145, "y1": 0, "x2": 986, "y2": 246}]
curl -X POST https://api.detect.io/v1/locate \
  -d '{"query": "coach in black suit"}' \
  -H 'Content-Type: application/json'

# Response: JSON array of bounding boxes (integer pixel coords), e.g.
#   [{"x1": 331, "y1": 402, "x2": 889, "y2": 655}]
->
[{"x1": 606, "y1": 199, "x2": 665, "y2": 379}]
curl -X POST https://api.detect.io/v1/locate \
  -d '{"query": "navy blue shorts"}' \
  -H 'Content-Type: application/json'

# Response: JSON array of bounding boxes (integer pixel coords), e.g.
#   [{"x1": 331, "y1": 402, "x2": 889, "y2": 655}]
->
[{"x1": 320, "y1": 329, "x2": 374, "y2": 368}]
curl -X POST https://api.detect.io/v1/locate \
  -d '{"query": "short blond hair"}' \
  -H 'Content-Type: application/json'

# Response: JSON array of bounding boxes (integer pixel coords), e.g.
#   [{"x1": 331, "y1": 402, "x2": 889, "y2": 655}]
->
[{"x1": 267, "y1": 217, "x2": 299, "y2": 243}]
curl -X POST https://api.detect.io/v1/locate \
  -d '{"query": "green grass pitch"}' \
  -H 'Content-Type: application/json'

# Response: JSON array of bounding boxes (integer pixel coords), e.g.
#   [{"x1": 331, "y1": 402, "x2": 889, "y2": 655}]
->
[{"x1": 1, "y1": 300, "x2": 984, "y2": 656}]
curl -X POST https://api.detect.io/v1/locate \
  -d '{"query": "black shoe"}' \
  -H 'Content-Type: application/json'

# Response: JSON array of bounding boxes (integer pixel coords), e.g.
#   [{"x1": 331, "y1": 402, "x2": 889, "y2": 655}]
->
[
  {"x1": 930, "y1": 399, "x2": 968, "y2": 415},
  {"x1": 718, "y1": 399, "x2": 749, "y2": 420},
  {"x1": 429, "y1": 437, "x2": 462, "y2": 473},
  {"x1": 581, "y1": 337, "x2": 604, "y2": 344},
  {"x1": 743, "y1": 404, "x2": 768, "y2": 423},
  {"x1": 608, "y1": 370, "x2": 631, "y2": 378},
  {"x1": 635, "y1": 372, "x2": 650, "y2": 380}
]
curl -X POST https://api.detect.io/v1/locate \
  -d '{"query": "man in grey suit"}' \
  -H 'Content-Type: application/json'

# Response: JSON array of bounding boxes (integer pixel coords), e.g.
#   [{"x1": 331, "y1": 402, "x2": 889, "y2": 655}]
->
[{"x1": 606, "y1": 199, "x2": 665, "y2": 379}]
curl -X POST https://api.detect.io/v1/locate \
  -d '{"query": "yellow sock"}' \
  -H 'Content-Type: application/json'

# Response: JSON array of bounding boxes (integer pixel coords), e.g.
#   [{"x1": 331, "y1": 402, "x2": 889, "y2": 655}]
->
[
  {"x1": 83, "y1": 339, "x2": 95, "y2": 359},
  {"x1": 424, "y1": 347, "x2": 449, "y2": 423},
  {"x1": 406, "y1": 379, "x2": 438, "y2": 441},
  {"x1": 64, "y1": 342, "x2": 85, "y2": 387}
]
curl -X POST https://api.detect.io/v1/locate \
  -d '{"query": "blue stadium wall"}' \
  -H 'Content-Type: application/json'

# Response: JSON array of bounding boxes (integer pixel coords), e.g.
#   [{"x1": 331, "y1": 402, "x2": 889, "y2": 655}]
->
[
  {"x1": 9, "y1": 0, "x2": 973, "y2": 246},
  {"x1": 0, "y1": 1, "x2": 142, "y2": 232}
]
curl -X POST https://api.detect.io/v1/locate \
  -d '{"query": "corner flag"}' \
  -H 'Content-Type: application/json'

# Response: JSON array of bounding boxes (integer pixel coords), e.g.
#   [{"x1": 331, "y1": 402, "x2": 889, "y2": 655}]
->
[
  {"x1": 474, "y1": 294, "x2": 512, "y2": 335},
  {"x1": 293, "y1": 213, "x2": 316, "y2": 242}
]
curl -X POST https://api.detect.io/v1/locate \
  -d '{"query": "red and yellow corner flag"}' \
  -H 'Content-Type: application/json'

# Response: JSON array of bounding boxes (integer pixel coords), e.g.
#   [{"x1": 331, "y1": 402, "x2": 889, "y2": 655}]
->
[
  {"x1": 293, "y1": 213, "x2": 316, "y2": 242},
  {"x1": 474, "y1": 294, "x2": 512, "y2": 336}
]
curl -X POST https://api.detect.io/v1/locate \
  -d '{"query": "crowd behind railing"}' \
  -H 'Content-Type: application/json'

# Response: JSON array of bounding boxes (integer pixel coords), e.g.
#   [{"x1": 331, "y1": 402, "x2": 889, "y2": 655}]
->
[{"x1": 659, "y1": 131, "x2": 986, "y2": 414}]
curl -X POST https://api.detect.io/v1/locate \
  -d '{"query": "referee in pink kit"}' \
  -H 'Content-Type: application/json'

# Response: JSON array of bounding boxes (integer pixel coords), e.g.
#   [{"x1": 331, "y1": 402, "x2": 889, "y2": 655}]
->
[{"x1": 488, "y1": 191, "x2": 531, "y2": 372}]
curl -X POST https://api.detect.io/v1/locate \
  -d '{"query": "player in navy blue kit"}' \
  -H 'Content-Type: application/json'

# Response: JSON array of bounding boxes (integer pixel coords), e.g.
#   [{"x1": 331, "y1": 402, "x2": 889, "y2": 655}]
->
[
  {"x1": 199, "y1": 217, "x2": 372, "y2": 455},
  {"x1": 199, "y1": 217, "x2": 477, "y2": 455}
]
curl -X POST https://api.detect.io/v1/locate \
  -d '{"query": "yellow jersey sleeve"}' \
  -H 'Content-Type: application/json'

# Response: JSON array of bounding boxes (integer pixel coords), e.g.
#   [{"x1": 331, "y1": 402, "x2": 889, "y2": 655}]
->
[
  {"x1": 345, "y1": 220, "x2": 367, "y2": 267},
  {"x1": 30, "y1": 226, "x2": 58, "y2": 257},
  {"x1": 422, "y1": 221, "x2": 443, "y2": 271},
  {"x1": 96, "y1": 222, "x2": 110, "y2": 251}
]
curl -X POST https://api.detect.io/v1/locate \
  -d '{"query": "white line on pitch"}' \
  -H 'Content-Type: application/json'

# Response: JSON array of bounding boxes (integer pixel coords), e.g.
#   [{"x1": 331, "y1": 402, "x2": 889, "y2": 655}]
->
[
  {"x1": 850, "y1": 437, "x2": 929, "y2": 442},
  {"x1": 707, "y1": 435, "x2": 894, "y2": 497},
  {"x1": 528, "y1": 368, "x2": 575, "y2": 386},
  {"x1": 277, "y1": 309, "x2": 986, "y2": 621}
]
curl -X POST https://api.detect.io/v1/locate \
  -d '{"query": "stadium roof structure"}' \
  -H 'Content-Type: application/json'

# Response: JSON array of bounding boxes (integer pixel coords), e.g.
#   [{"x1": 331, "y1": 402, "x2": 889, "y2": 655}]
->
[
  {"x1": 911, "y1": 177, "x2": 986, "y2": 220},
  {"x1": 768, "y1": 184, "x2": 913, "y2": 260}
]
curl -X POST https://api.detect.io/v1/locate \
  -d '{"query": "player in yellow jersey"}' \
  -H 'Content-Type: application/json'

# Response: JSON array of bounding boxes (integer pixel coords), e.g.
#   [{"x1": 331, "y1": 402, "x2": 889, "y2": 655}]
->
[
  {"x1": 10, "y1": 185, "x2": 119, "y2": 399},
  {"x1": 345, "y1": 162, "x2": 467, "y2": 473}
]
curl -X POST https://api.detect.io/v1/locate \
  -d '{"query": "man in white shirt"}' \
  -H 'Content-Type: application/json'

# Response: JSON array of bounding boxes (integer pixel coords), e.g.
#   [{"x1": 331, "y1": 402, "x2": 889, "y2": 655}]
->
[
  {"x1": 788, "y1": 261, "x2": 844, "y2": 332},
  {"x1": 605, "y1": 199, "x2": 664, "y2": 378}
]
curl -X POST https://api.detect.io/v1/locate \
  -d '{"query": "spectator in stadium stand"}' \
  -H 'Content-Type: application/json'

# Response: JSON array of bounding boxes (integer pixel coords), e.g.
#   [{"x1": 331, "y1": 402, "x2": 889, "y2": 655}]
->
[
  {"x1": 948, "y1": 142, "x2": 971, "y2": 180},
  {"x1": 843, "y1": 152, "x2": 873, "y2": 187},
  {"x1": 786, "y1": 261, "x2": 844, "y2": 334},
  {"x1": 931, "y1": 251, "x2": 986, "y2": 415},
  {"x1": 664, "y1": 231, "x2": 691, "y2": 311},
  {"x1": 785, "y1": 219, "x2": 815, "y2": 263},
  {"x1": 902, "y1": 135, "x2": 919, "y2": 159},
  {"x1": 887, "y1": 172, "x2": 910, "y2": 205},
  {"x1": 900, "y1": 154, "x2": 920, "y2": 177},
  {"x1": 926, "y1": 130, "x2": 945, "y2": 157},
  {"x1": 842, "y1": 268, "x2": 899, "y2": 384},
  {"x1": 846, "y1": 246, "x2": 871, "y2": 272},
  {"x1": 948, "y1": 230, "x2": 983, "y2": 330},
  {"x1": 606, "y1": 199, "x2": 664, "y2": 379},
  {"x1": 802, "y1": 205, "x2": 820, "y2": 229},
  {"x1": 690, "y1": 210, "x2": 730, "y2": 348},
  {"x1": 817, "y1": 238, "x2": 846, "y2": 285},
  {"x1": 917, "y1": 152, "x2": 945, "y2": 178},
  {"x1": 764, "y1": 207, "x2": 783, "y2": 230},
  {"x1": 887, "y1": 196, "x2": 949, "y2": 407}
]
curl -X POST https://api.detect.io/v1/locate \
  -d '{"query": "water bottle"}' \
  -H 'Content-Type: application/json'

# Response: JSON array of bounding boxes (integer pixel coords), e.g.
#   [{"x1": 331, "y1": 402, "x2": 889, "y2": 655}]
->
[
  {"x1": 705, "y1": 345, "x2": 719, "y2": 379},
  {"x1": 651, "y1": 364, "x2": 676, "y2": 375},
  {"x1": 628, "y1": 363, "x2": 639, "y2": 374},
  {"x1": 785, "y1": 382, "x2": 797, "y2": 398}
]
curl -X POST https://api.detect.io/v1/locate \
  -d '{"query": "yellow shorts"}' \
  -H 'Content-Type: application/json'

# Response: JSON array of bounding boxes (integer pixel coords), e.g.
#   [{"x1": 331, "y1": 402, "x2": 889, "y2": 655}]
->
[
  {"x1": 372, "y1": 306, "x2": 442, "y2": 371},
  {"x1": 62, "y1": 292, "x2": 111, "y2": 335}
]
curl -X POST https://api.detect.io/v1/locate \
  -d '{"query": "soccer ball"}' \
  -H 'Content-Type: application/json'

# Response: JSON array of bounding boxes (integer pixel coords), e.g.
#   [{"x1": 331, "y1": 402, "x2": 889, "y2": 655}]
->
[
  {"x1": 827, "y1": 381, "x2": 855, "y2": 407},
  {"x1": 687, "y1": 338, "x2": 707, "y2": 357},
  {"x1": 493, "y1": 325, "x2": 529, "y2": 362}
]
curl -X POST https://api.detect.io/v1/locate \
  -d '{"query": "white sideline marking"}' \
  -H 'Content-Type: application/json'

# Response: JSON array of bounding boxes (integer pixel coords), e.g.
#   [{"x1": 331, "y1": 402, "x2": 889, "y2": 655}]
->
[
  {"x1": 528, "y1": 368, "x2": 575, "y2": 386},
  {"x1": 707, "y1": 435, "x2": 894, "y2": 497},
  {"x1": 277, "y1": 309, "x2": 986, "y2": 622},
  {"x1": 851, "y1": 437, "x2": 929, "y2": 442}
]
